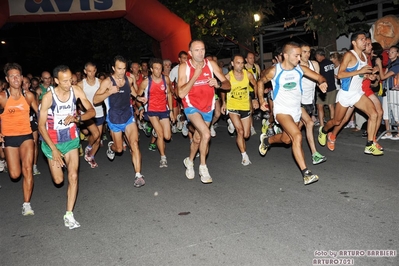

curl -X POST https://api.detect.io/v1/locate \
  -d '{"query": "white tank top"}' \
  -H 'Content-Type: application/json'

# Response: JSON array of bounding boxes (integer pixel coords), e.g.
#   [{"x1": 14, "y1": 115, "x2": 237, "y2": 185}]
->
[
  {"x1": 301, "y1": 60, "x2": 316, "y2": 105},
  {"x1": 341, "y1": 50, "x2": 367, "y2": 92},
  {"x1": 272, "y1": 63, "x2": 303, "y2": 109},
  {"x1": 83, "y1": 78, "x2": 104, "y2": 118}
]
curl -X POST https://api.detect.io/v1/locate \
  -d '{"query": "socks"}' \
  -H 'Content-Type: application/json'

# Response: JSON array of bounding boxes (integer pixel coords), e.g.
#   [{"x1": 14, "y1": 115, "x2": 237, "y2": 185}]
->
[{"x1": 301, "y1": 168, "x2": 309, "y2": 177}]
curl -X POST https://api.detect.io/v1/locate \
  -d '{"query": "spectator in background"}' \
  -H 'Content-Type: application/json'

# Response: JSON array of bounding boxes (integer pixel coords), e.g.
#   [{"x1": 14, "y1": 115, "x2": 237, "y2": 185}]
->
[
  {"x1": 315, "y1": 48, "x2": 337, "y2": 128},
  {"x1": 376, "y1": 45, "x2": 399, "y2": 140}
]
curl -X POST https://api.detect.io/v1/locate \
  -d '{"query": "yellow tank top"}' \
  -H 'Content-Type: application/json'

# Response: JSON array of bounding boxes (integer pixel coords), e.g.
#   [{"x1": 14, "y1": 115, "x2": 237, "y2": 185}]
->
[
  {"x1": 245, "y1": 65, "x2": 258, "y2": 92},
  {"x1": 226, "y1": 69, "x2": 250, "y2": 111}
]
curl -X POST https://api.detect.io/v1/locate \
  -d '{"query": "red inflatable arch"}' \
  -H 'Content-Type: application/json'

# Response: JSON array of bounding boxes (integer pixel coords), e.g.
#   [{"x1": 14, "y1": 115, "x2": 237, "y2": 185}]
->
[{"x1": 0, "y1": 0, "x2": 191, "y2": 61}]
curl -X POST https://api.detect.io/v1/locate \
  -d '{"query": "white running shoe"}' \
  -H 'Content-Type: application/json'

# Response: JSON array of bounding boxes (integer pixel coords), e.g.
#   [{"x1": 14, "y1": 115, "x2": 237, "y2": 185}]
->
[
  {"x1": 176, "y1": 114, "x2": 183, "y2": 131},
  {"x1": 227, "y1": 119, "x2": 235, "y2": 134},
  {"x1": 172, "y1": 125, "x2": 177, "y2": 134},
  {"x1": 160, "y1": 158, "x2": 168, "y2": 168},
  {"x1": 0, "y1": 159, "x2": 5, "y2": 172},
  {"x1": 199, "y1": 165, "x2": 212, "y2": 184},
  {"x1": 183, "y1": 157, "x2": 195, "y2": 179},
  {"x1": 210, "y1": 125, "x2": 216, "y2": 137},
  {"x1": 22, "y1": 202, "x2": 34, "y2": 216},
  {"x1": 106, "y1": 141, "x2": 115, "y2": 160},
  {"x1": 182, "y1": 121, "x2": 189, "y2": 137},
  {"x1": 152, "y1": 129, "x2": 158, "y2": 138},
  {"x1": 64, "y1": 212, "x2": 80, "y2": 229},
  {"x1": 241, "y1": 154, "x2": 252, "y2": 166}
]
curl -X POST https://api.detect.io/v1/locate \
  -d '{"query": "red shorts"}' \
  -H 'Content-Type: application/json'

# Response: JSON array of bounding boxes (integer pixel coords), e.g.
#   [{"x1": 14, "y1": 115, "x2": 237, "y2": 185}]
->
[{"x1": 362, "y1": 86, "x2": 374, "y2": 97}]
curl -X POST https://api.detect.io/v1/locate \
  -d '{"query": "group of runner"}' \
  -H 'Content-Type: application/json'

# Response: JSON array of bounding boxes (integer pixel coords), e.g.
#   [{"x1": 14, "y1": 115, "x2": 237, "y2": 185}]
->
[{"x1": 1, "y1": 32, "x2": 386, "y2": 229}]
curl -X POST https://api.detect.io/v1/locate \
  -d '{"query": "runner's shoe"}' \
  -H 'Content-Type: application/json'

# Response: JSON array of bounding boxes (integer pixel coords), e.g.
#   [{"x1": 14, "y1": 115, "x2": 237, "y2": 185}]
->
[
  {"x1": 227, "y1": 118, "x2": 235, "y2": 134},
  {"x1": 33, "y1": 165, "x2": 41, "y2": 175},
  {"x1": 106, "y1": 141, "x2": 115, "y2": 160},
  {"x1": 160, "y1": 158, "x2": 168, "y2": 168},
  {"x1": 133, "y1": 175, "x2": 145, "y2": 188},
  {"x1": 241, "y1": 154, "x2": 251, "y2": 166},
  {"x1": 143, "y1": 123, "x2": 152, "y2": 137},
  {"x1": 303, "y1": 170, "x2": 319, "y2": 185},
  {"x1": 259, "y1": 133, "x2": 269, "y2": 156},
  {"x1": 176, "y1": 114, "x2": 183, "y2": 131},
  {"x1": 273, "y1": 124, "x2": 282, "y2": 134},
  {"x1": 88, "y1": 157, "x2": 98, "y2": 168},
  {"x1": 0, "y1": 159, "x2": 5, "y2": 172},
  {"x1": 210, "y1": 125, "x2": 216, "y2": 137},
  {"x1": 318, "y1": 126, "x2": 327, "y2": 146},
  {"x1": 64, "y1": 212, "x2": 80, "y2": 229},
  {"x1": 364, "y1": 144, "x2": 384, "y2": 156},
  {"x1": 84, "y1": 146, "x2": 92, "y2": 162},
  {"x1": 261, "y1": 119, "x2": 268, "y2": 134},
  {"x1": 312, "y1": 152, "x2": 327, "y2": 165},
  {"x1": 327, "y1": 133, "x2": 336, "y2": 151},
  {"x1": 183, "y1": 157, "x2": 195, "y2": 179},
  {"x1": 182, "y1": 121, "x2": 189, "y2": 136},
  {"x1": 22, "y1": 203, "x2": 34, "y2": 216},
  {"x1": 148, "y1": 143, "x2": 157, "y2": 151},
  {"x1": 199, "y1": 165, "x2": 212, "y2": 184},
  {"x1": 152, "y1": 128, "x2": 157, "y2": 138}
]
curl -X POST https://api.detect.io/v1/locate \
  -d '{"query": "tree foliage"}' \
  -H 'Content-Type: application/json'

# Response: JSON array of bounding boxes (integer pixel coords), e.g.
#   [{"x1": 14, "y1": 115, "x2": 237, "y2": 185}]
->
[
  {"x1": 160, "y1": 0, "x2": 274, "y2": 54},
  {"x1": 304, "y1": 0, "x2": 367, "y2": 38}
]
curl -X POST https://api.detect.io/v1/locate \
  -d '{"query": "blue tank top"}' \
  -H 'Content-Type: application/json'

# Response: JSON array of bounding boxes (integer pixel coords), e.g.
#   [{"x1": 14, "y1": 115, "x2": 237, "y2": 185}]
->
[{"x1": 106, "y1": 76, "x2": 133, "y2": 124}]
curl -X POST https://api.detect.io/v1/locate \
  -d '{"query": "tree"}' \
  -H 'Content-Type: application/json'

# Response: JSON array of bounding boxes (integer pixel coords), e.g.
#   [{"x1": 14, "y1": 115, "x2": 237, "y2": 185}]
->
[
  {"x1": 304, "y1": 0, "x2": 366, "y2": 53},
  {"x1": 160, "y1": 0, "x2": 274, "y2": 56}
]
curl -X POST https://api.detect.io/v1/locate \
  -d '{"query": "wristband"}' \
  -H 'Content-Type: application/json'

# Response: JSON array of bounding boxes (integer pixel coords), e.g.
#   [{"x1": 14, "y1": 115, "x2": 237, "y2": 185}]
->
[{"x1": 138, "y1": 106, "x2": 144, "y2": 111}]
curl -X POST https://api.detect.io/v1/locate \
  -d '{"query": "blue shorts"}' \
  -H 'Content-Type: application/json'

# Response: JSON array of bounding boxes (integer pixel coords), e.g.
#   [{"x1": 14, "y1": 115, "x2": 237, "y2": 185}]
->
[
  {"x1": 144, "y1": 111, "x2": 170, "y2": 121},
  {"x1": 94, "y1": 116, "x2": 106, "y2": 126},
  {"x1": 106, "y1": 116, "x2": 135, "y2": 133},
  {"x1": 184, "y1": 107, "x2": 214, "y2": 123}
]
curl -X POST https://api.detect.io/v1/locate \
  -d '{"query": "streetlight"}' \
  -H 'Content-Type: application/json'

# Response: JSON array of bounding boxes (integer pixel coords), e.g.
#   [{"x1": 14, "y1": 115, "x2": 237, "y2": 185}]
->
[
  {"x1": 1, "y1": 41, "x2": 5, "y2": 45},
  {"x1": 254, "y1": 14, "x2": 264, "y2": 70}
]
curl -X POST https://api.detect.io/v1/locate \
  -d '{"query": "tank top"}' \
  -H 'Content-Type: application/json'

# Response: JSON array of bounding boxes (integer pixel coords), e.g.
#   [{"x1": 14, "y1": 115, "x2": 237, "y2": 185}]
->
[
  {"x1": 1, "y1": 89, "x2": 32, "y2": 136},
  {"x1": 182, "y1": 59, "x2": 215, "y2": 112},
  {"x1": 144, "y1": 75, "x2": 168, "y2": 112},
  {"x1": 38, "y1": 84, "x2": 49, "y2": 101},
  {"x1": 301, "y1": 61, "x2": 316, "y2": 105},
  {"x1": 245, "y1": 64, "x2": 259, "y2": 92},
  {"x1": 341, "y1": 50, "x2": 367, "y2": 92},
  {"x1": 105, "y1": 76, "x2": 133, "y2": 124},
  {"x1": 45, "y1": 86, "x2": 78, "y2": 144},
  {"x1": 83, "y1": 78, "x2": 104, "y2": 118},
  {"x1": 226, "y1": 69, "x2": 250, "y2": 110},
  {"x1": 272, "y1": 63, "x2": 303, "y2": 109}
]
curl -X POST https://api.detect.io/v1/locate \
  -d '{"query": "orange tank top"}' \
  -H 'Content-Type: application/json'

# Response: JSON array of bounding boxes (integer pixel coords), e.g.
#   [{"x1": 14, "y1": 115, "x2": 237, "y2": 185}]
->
[{"x1": 1, "y1": 92, "x2": 32, "y2": 136}]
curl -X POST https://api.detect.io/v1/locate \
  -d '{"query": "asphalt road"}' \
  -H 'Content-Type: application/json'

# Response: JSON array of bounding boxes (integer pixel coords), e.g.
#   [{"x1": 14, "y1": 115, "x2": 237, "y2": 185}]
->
[{"x1": 1, "y1": 119, "x2": 398, "y2": 266}]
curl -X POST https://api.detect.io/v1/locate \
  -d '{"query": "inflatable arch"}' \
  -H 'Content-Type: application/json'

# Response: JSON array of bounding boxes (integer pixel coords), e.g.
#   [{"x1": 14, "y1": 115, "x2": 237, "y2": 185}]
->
[{"x1": 0, "y1": 0, "x2": 191, "y2": 61}]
